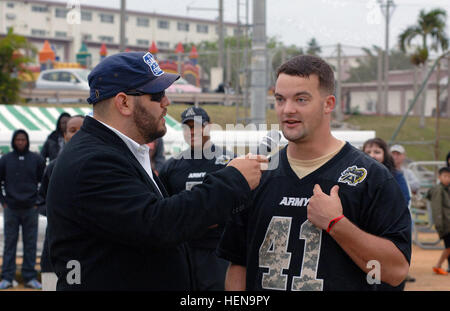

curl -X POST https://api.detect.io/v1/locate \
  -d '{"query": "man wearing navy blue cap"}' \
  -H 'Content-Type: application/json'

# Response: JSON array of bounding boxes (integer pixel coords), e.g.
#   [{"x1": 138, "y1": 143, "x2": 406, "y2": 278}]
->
[
  {"x1": 46, "y1": 52, "x2": 267, "y2": 290},
  {"x1": 159, "y1": 106, "x2": 235, "y2": 291},
  {"x1": 181, "y1": 106, "x2": 210, "y2": 125}
]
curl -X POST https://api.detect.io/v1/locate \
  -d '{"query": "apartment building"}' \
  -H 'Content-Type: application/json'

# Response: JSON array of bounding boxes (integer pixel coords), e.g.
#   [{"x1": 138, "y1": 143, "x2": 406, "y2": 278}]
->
[{"x1": 0, "y1": 0, "x2": 238, "y2": 65}]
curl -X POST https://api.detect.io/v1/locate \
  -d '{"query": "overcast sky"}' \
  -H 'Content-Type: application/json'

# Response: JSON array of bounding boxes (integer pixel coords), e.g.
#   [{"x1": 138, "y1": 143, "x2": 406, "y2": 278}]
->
[{"x1": 48, "y1": 0, "x2": 450, "y2": 56}]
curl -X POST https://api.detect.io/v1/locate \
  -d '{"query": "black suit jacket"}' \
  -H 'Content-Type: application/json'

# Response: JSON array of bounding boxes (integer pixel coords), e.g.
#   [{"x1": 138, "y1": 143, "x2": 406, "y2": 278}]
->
[{"x1": 46, "y1": 116, "x2": 250, "y2": 290}]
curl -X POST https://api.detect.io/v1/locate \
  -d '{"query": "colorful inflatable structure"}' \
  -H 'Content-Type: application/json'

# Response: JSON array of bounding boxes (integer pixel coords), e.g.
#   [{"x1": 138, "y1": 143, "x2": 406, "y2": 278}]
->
[
  {"x1": 23, "y1": 40, "x2": 201, "y2": 86},
  {"x1": 156, "y1": 41, "x2": 201, "y2": 87},
  {"x1": 76, "y1": 42, "x2": 92, "y2": 68}
]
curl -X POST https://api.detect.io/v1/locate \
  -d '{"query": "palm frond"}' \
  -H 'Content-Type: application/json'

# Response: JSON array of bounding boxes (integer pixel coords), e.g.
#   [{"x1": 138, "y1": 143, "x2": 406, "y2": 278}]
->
[{"x1": 398, "y1": 26, "x2": 422, "y2": 52}]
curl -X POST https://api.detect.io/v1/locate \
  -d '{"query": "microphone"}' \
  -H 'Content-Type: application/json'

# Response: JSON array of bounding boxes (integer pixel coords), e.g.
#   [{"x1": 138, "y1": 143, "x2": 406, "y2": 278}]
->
[{"x1": 257, "y1": 130, "x2": 281, "y2": 156}]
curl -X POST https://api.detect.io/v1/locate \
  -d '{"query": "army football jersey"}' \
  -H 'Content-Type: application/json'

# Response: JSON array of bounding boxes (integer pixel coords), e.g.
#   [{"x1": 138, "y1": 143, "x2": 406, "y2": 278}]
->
[
  {"x1": 159, "y1": 144, "x2": 234, "y2": 249},
  {"x1": 217, "y1": 142, "x2": 411, "y2": 291}
]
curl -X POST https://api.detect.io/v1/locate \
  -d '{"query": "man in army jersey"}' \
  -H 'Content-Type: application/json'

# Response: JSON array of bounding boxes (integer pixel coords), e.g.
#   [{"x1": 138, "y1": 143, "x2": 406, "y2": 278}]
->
[
  {"x1": 217, "y1": 55, "x2": 411, "y2": 291},
  {"x1": 159, "y1": 107, "x2": 234, "y2": 290}
]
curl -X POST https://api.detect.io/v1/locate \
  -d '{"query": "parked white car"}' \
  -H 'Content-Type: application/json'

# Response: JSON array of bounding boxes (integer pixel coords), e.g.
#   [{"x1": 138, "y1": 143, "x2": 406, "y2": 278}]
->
[{"x1": 35, "y1": 68, "x2": 90, "y2": 91}]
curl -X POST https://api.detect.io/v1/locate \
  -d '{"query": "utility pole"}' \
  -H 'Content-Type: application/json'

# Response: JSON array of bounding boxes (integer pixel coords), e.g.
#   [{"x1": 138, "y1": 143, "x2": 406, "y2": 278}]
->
[
  {"x1": 236, "y1": 0, "x2": 241, "y2": 92},
  {"x1": 250, "y1": 0, "x2": 267, "y2": 125},
  {"x1": 377, "y1": 48, "x2": 383, "y2": 114},
  {"x1": 335, "y1": 43, "x2": 343, "y2": 122},
  {"x1": 226, "y1": 44, "x2": 231, "y2": 88},
  {"x1": 218, "y1": 0, "x2": 224, "y2": 69},
  {"x1": 379, "y1": 0, "x2": 395, "y2": 115},
  {"x1": 119, "y1": 0, "x2": 126, "y2": 52},
  {"x1": 447, "y1": 56, "x2": 450, "y2": 117},
  {"x1": 383, "y1": 0, "x2": 390, "y2": 115},
  {"x1": 235, "y1": 0, "x2": 250, "y2": 124},
  {"x1": 434, "y1": 60, "x2": 441, "y2": 161},
  {"x1": 235, "y1": 0, "x2": 241, "y2": 120},
  {"x1": 243, "y1": 0, "x2": 250, "y2": 123}
]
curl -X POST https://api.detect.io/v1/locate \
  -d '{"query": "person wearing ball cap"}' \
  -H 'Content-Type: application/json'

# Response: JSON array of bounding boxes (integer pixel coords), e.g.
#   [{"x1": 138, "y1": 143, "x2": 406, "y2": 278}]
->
[
  {"x1": 46, "y1": 52, "x2": 267, "y2": 290},
  {"x1": 159, "y1": 106, "x2": 235, "y2": 291}
]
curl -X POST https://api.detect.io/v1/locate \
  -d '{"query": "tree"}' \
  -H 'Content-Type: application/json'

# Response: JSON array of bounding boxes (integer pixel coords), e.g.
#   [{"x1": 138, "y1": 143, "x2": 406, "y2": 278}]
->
[
  {"x1": 177, "y1": 36, "x2": 308, "y2": 92},
  {"x1": 189, "y1": 40, "x2": 219, "y2": 83},
  {"x1": 398, "y1": 8, "x2": 449, "y2": 127},
  {"x1": 306, "y1": 38, "x2": 321, "y2": 56},
  {"x1": 346, "y1": 46, "x2": 380, "y2": 83},
  {"x1": 0, "y1": 28, "x2": 35, "y2": 105},
  {"x1": 193, "y1": 36, "x2": 252, "y2": 92},
  {"x1": 268, "y1": 37, "x2": 304, "y2": 80},
  {"x1": 346, "y1": 46, "x2": 414, "y2": 83}
]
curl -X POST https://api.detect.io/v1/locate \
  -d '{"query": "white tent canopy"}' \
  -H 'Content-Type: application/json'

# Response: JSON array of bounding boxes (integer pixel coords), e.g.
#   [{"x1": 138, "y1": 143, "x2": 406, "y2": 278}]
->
[{"x1": 0, "y1": 104, "x2": 183, "y2": 155}]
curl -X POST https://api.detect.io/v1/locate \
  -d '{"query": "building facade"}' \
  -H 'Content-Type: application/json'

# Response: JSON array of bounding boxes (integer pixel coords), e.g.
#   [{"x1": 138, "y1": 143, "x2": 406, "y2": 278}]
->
[
  {"x1": 0, "y1": 0, "x2": 238, "y2": 66},
  {"x1": 341, "y1": 68, "x2": 450, "y2": 118}
]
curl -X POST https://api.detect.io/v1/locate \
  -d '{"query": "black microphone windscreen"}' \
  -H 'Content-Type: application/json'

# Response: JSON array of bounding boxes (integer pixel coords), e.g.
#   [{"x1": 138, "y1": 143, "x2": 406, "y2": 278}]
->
[{"x1": 257, "y1": 130, "x2": 281, "y2": 156}]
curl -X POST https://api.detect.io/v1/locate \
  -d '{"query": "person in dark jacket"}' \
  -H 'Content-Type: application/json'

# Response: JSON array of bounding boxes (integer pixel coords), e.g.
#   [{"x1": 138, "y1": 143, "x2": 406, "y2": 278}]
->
[
  {"x1": 427, "y1": 167, "x2": 450, "y2": 275},
  {"x1": 37, "y1": 115, "x2": 85, "y2": 291},
  {"x1": 0, "y1": 129, "x2": 46, "y2": 290},
  {"x1": 40, "y1": 112, "x2": 70, "y2": 162},
  {"x1": 159, "y1": 107, "x2": 234, "y2": 291},
  {"x1": 46, "y1": 51, "x2": 266, "y2": 291}
]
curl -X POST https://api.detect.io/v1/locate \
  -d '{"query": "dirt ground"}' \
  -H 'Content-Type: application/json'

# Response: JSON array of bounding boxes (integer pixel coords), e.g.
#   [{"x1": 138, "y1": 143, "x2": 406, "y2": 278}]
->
[
  {"x1": 1, "y1": 234, "x2": 449, "y2": 291},
  {"x1": 404, "y1": 239, "x2": 450, "y2": 291}
]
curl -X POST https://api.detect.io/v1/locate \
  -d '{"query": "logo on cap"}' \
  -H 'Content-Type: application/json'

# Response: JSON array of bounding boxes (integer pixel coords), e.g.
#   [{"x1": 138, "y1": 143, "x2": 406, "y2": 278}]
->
[
  {"x1": 143, "y1": 52, "x2": 163, "y2": 77},
  {"x1": 185, "y1": 107, "x2": 196, "y2": 117}
]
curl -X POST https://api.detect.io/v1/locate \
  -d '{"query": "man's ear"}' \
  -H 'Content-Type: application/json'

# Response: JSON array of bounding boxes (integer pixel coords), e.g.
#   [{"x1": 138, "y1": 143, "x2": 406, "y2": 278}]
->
[
  {"x1": 324, "y1": 95, "x2": 336, "y2": 115},
  {"x1": 113, "y1": 92, "x2": 133, "y2": 117}
]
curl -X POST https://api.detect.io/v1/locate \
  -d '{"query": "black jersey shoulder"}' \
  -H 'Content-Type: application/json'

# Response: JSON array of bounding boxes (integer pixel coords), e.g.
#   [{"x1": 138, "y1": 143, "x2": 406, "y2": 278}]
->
[{"x1": 254, "y1": 142, "x2": 394, "y2": 199}]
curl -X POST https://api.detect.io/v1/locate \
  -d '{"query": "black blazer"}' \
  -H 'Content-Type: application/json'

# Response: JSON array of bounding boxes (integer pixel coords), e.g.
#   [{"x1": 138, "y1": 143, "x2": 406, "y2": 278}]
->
[{"x1": 46, "y1": 116, "x2": 251, "y2": 290}]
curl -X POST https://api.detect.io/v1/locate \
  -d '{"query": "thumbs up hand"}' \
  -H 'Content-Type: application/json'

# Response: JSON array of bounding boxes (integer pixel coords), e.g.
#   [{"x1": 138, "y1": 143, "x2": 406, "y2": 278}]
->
[{"x1": 307, "y1": 184, "x2": 343, "y2": 230}]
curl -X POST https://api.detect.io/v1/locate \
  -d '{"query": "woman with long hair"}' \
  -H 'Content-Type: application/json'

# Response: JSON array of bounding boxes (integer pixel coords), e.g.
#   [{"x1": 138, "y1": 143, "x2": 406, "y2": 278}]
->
[
  {"x1": 40, "y1": 112, "x2": 71, "y2": 162},
  {"x1": 363, "y1": 138, "x2": 414, "y2": 286},
  {"x1": 363, "y1": 138, "x2": 410, "y2": 206}
]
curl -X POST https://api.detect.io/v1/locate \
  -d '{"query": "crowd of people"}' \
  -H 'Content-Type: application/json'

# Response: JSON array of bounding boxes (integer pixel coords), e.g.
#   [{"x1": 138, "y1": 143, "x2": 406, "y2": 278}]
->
[{"x1": 0, "y1": 52, "x2": 448, "y2": 291}]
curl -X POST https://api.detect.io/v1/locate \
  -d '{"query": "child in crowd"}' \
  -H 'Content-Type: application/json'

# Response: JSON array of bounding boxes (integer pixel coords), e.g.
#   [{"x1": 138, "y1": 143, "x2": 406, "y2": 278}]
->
[{"x1": 427, "y1": 167, "x2": 450, "y2": 275}]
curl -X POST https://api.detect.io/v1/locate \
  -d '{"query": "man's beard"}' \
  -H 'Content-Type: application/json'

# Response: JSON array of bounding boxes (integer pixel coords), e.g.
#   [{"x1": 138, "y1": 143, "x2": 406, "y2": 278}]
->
[{"x1": 133, "y1": 99, "x2": 166, "y2": 143}]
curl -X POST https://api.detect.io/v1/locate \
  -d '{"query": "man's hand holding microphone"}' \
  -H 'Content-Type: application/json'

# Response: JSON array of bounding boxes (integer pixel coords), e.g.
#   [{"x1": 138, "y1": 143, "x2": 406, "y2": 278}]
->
[
  {"x1": 227, "y1": 154, "x2": 268, "y2": 190},
  {"x1": 226, "y1": 130, "x2": 281, "y2": 190}
]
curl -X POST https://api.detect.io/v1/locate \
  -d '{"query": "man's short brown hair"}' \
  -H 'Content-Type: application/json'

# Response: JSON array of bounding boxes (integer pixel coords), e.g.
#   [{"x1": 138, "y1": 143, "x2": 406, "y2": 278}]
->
[{"x1": 276, "y1": 55, "x2": 335, "y2": 95}]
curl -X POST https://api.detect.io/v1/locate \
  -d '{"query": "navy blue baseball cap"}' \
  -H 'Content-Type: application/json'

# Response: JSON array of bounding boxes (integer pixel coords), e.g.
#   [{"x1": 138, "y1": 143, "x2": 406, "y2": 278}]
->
[
  {"x1": 181, "y1": 107, "x2": 210, "y2": 126},
  {"x1": 87, "y1": 51, "x2": 180, "y2": 104}
]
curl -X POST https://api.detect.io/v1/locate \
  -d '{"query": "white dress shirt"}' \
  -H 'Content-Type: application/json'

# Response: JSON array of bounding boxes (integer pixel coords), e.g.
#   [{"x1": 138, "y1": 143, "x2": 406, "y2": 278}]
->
[{"x1": 94, "y1": 117, "x2": 163, "y2": 196}]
